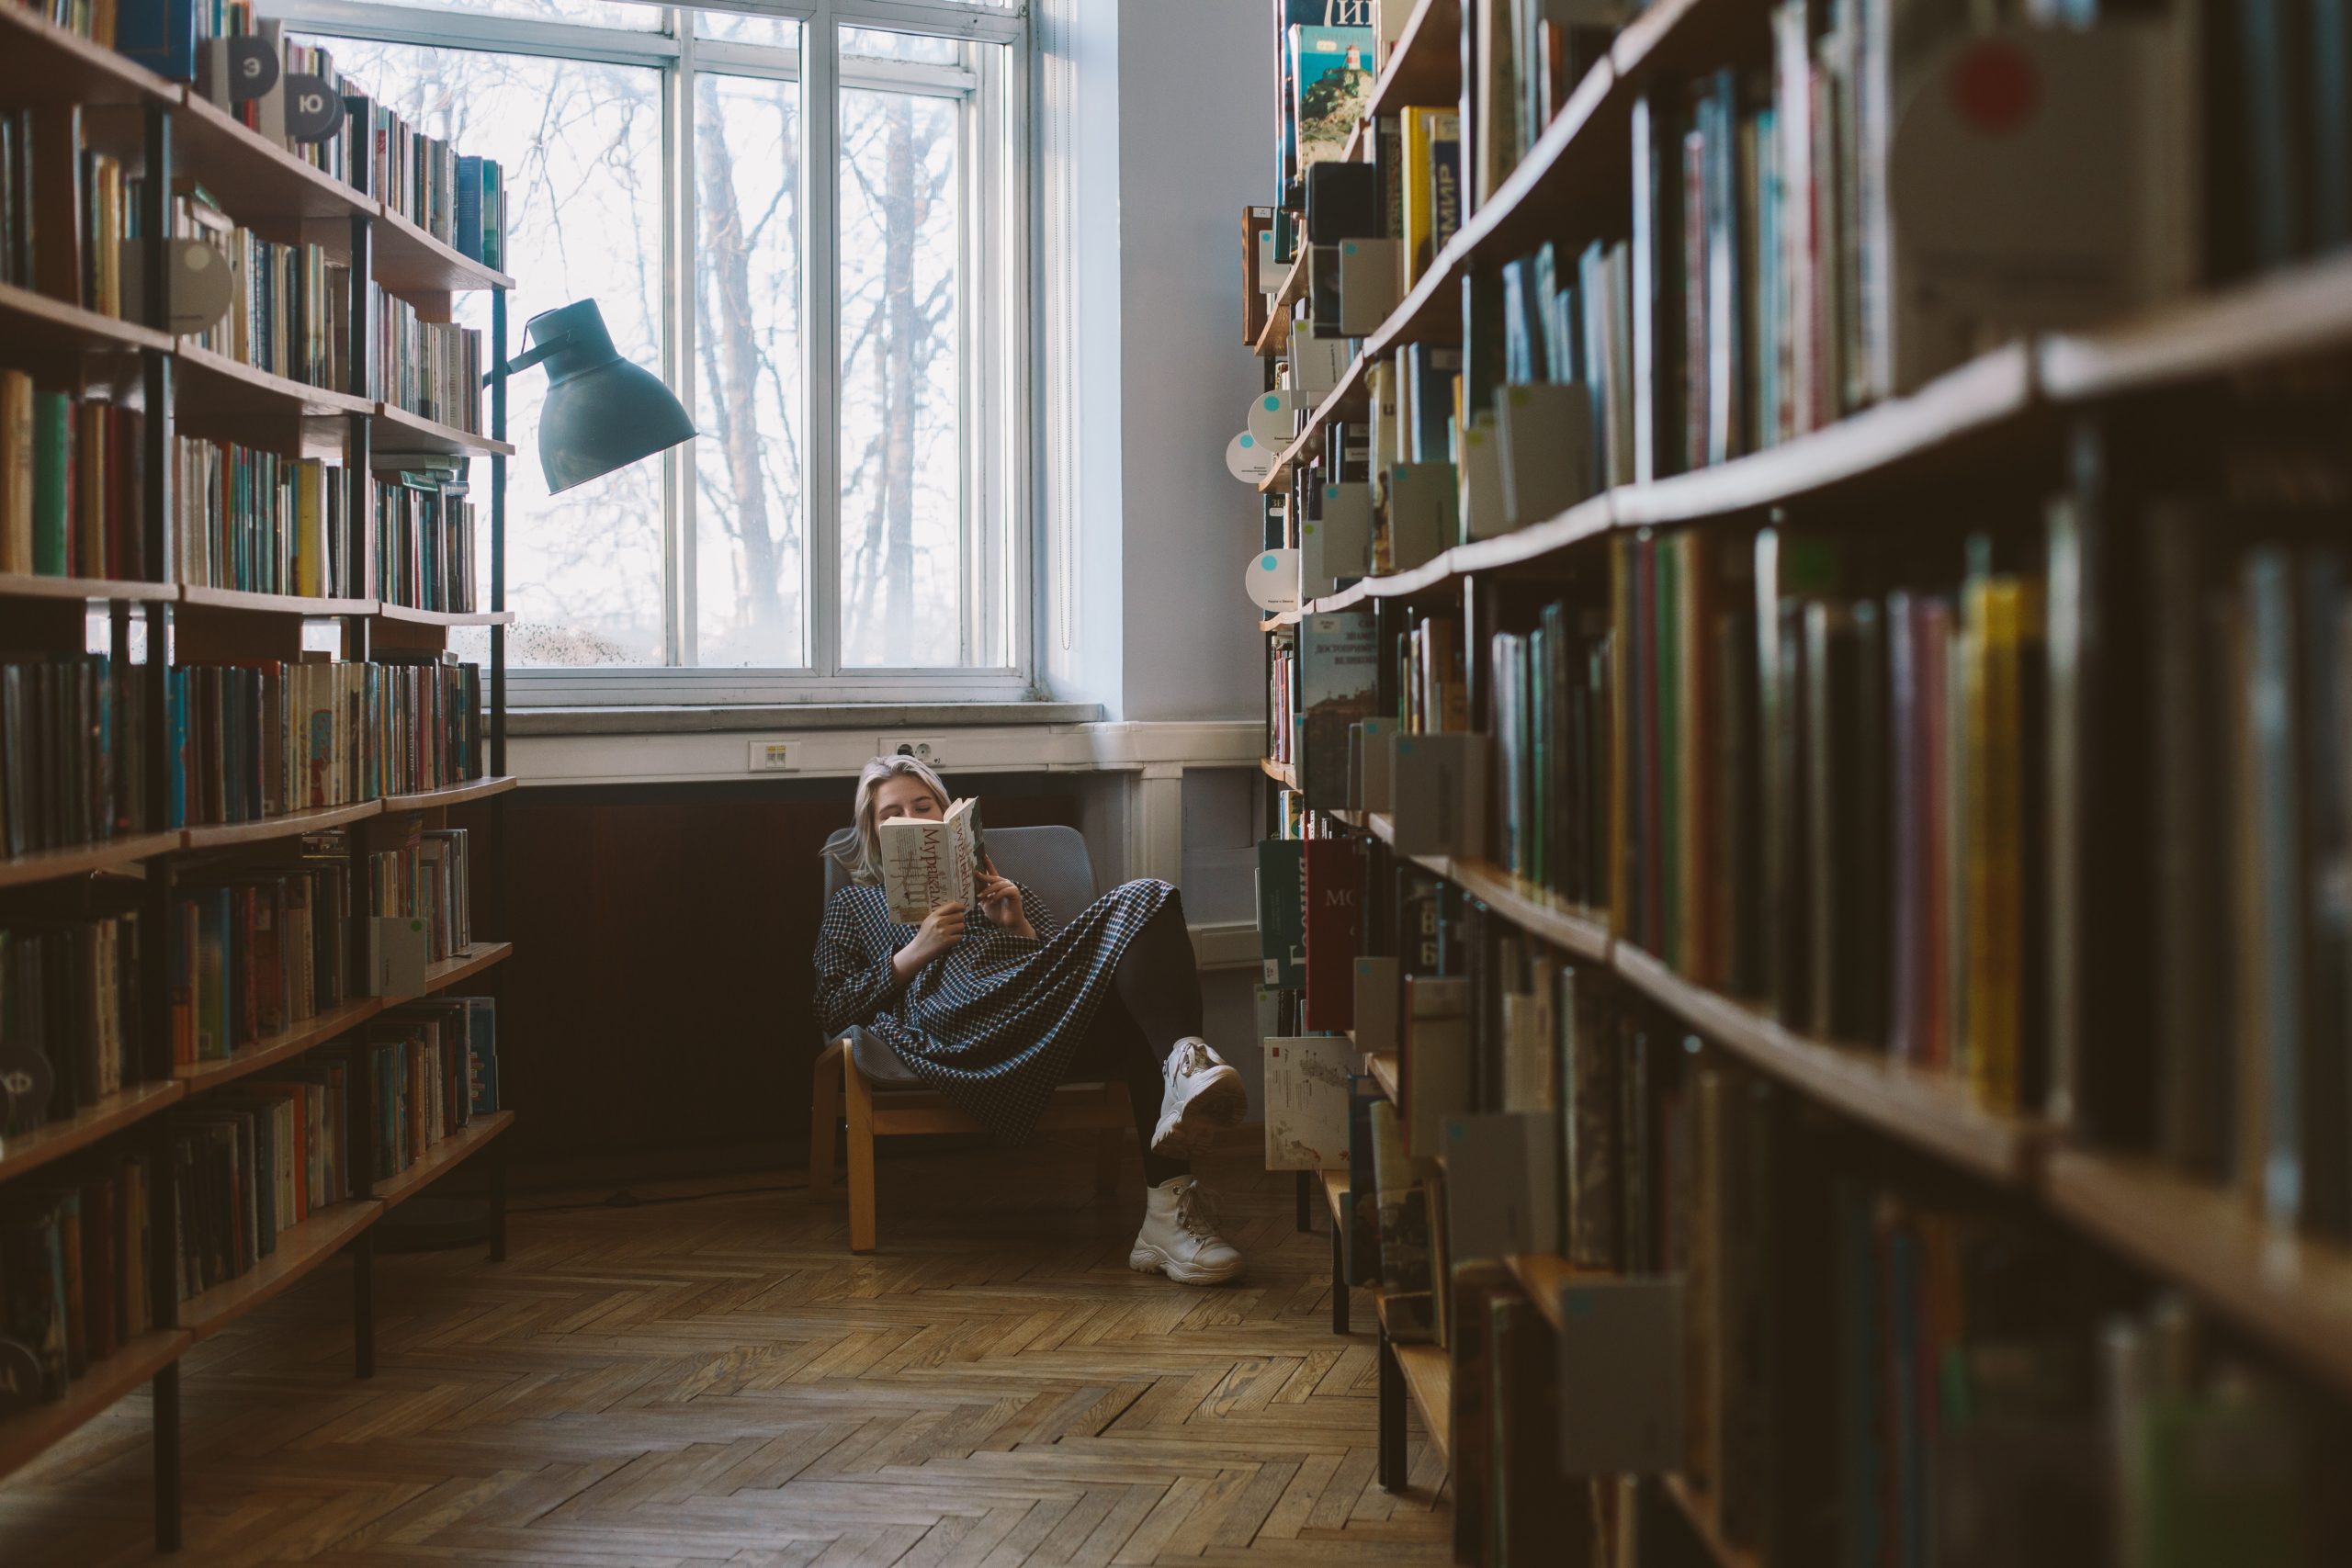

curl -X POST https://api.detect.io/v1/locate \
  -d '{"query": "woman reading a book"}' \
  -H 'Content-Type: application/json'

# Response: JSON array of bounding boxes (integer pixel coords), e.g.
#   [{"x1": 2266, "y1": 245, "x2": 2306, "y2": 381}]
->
[{"x1": 815, "y1": 754, "x2": 1250, "y2": 1284}]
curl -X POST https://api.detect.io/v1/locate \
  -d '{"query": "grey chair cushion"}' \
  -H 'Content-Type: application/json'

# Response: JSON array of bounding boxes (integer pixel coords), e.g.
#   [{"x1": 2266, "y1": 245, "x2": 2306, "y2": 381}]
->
[{"x1": 823, "y1": 824, "x2": 1098, "y2": 1089}]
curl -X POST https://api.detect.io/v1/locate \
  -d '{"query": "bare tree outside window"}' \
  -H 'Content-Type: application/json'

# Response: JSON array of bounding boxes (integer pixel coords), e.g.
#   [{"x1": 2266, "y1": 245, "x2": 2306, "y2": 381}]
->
[
  {"x1": 695, "y1": 68, "x2": 807, "y2": 668},
  {"x1": 287, "y1": 2, "x2": 1018, "y2": 690},
  {"x1": 838, "y1": 82, "x2": 960, "y2": 668},
  {"x1": 306, "y1": 37, "x2": 667, "y2": 667}
]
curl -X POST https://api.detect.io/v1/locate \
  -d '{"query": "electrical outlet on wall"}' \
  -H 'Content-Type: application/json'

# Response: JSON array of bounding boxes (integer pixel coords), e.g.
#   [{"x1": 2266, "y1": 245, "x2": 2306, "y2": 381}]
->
[
  {"x1": 880, "y1": 738, "x2": 946, "y2": 767},
  {"x1": 749, "y1": 739, "x2": 796, "y2": 772}
]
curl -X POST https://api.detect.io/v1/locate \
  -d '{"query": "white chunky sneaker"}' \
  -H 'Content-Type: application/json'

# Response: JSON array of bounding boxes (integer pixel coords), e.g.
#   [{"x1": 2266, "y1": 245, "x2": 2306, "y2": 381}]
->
[
  {"x1": 1128, "y1": 1175, "x2": 1246, "y2": 1285},
  {"x1": 1150, "y1": 1037, "x2": 1248, "y2": 1155}
]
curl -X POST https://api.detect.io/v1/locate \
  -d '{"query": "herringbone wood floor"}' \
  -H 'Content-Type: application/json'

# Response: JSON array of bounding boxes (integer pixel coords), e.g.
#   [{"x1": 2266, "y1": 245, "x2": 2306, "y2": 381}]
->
[{"x1": 0, "y1": 1133, "x2": 1447, "y2": 1566}]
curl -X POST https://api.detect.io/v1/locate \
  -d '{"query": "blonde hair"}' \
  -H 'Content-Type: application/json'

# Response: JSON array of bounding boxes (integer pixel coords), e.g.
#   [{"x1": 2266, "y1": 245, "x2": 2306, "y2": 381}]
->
[{"x1": 827, "y1": 753, "x2": 954, "y2": 885}]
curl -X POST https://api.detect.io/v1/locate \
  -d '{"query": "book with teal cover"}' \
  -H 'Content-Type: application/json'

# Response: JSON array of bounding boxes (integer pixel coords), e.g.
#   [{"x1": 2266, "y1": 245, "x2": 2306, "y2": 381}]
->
[{"x1": 1256, "y1": 838, "x2": 1306, "y2": 990}]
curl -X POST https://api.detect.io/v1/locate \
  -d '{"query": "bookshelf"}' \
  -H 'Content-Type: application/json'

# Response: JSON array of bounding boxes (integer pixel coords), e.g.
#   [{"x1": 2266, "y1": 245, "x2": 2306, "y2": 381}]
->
[
  {"x1": 0, "y1": 10, "x2": 516, "y2": 1552},
  {"x1": 1251, "y1": 0, "x2": 2352, "y2": 1560}
]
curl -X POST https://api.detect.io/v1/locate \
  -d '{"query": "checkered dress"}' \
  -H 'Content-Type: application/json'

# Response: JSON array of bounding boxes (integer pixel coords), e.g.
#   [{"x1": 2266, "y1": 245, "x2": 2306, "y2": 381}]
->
[{"x1": 814, "y1": 875, "x2": 1178, "y2": 1141}]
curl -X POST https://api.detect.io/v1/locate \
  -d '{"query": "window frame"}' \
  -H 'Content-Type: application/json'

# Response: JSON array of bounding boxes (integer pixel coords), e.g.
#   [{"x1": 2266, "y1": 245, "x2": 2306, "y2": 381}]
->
[{"x1": 266, "y1": 0, "x2": 1035, "y2": 705}]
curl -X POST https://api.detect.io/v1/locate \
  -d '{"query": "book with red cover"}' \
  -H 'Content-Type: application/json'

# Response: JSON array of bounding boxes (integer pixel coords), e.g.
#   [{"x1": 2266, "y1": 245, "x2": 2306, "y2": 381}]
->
[{"x1": 1302, "y1": 839, "x2": 1362, "y2": 1032}]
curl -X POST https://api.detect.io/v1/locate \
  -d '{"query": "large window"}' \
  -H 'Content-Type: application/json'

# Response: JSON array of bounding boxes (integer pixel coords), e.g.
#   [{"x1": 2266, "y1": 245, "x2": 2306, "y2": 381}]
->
[{"x1": 275, "y1": 0, "x2": 1028, "y2": 697}]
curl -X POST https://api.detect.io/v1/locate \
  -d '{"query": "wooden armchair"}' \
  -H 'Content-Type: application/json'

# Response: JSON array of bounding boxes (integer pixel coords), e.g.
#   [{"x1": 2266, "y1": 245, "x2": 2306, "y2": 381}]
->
[{"x1": 808, "y1": 824, "x2": 1131, "y2": 1252}]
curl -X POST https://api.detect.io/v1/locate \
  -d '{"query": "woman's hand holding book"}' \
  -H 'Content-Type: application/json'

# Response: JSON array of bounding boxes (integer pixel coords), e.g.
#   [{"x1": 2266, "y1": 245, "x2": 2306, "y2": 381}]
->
[{"x1": 893, "y1": 901, "x2": 968, "y2": 982}]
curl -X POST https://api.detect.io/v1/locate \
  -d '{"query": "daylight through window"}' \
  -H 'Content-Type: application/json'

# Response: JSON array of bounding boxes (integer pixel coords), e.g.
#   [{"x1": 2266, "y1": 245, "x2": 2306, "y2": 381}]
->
[{"x1": 271, "y1": 0, "x2": 1027, "y2": 695}]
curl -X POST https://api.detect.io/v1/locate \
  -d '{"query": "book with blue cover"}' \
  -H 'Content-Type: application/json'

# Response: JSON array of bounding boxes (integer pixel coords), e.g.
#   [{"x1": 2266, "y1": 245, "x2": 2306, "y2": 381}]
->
[
  {"x1": 465, "y1": 998, "x2": 500, "y2": 1116},
  {"x1": 456, "y1": 156, "x2": 484, "y2": 263},
  {"x1": 115, "y1": 0, "x2": 198, "y2": 81}
]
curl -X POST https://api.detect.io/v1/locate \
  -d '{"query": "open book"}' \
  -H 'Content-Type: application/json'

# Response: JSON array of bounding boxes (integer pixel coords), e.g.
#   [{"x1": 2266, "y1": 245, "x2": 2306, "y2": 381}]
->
[{"x1": 878, "y1": 797, "x2": 986, "y2": 924}]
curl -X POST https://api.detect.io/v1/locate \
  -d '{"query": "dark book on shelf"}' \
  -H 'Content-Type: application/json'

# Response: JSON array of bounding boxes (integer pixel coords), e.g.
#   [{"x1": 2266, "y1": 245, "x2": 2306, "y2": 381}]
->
[{"x1": 1302, "y1": 838, "x2": 1362, "y2": 1032}]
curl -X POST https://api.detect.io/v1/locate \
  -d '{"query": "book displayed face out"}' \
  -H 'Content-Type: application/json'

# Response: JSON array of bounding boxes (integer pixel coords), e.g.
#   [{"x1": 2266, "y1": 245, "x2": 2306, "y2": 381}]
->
[{"x1": 877, "y1": 796, "x2": 984, "y2": 925}]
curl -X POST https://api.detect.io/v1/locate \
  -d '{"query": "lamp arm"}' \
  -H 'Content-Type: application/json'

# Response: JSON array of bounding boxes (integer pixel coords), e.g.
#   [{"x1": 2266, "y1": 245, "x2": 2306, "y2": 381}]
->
[{"x1": 482, "y1": 331, "x2": 569, "y2": 387}]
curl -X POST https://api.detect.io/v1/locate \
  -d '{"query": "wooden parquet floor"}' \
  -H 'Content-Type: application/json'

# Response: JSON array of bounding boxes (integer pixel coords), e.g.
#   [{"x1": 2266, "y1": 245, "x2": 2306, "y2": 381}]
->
[{"x1": 0, "y1": 1134, "x2": 1447, "y2": 1566}]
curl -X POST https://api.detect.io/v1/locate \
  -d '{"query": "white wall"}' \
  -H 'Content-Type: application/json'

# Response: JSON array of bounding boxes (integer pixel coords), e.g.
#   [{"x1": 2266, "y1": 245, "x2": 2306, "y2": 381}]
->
[
  {"x1": 1114, "y1": 0, "x2": 1272, "y2": 723},
  {"x1": 1038, "y1": 0, "x2": 1276, "y2": 1111},
  {"x1": 1035, "y1": 0, "x2": 1126, "y2": 715},
  {"x1": 1043, "y1": 0, "x2": 1272, "y2": 724}
]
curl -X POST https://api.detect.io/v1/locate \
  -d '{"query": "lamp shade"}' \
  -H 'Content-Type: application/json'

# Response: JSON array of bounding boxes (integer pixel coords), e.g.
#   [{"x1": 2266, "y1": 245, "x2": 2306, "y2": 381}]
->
[{"x1": 522, "y1": 300, "x2": 696, "y2": 494}]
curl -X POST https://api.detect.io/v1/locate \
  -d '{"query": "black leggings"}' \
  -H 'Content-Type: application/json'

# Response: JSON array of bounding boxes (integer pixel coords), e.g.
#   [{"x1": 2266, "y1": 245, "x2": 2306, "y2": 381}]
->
[{"x1": 1080, "y1": 890, "x2": 1204, "y2": 1187}]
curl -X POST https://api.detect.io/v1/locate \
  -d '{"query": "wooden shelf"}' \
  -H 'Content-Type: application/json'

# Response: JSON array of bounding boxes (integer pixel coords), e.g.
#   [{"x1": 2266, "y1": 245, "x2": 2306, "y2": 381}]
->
[
  {"x1": 0, "y1": 279, "x2": 172, "y2": 356},
  {"x1": 0, "y1": 8, "x2": 173, "y2": 110},
  {"x1": 372, "y1": 402, "x2": 516, "y2": 457},
  {"x1": 1365, "y1": 0, "x2": 1462, "y2": 118},
  {"x1": 370, "y1": 210, "x2": 514, "y2": 298},
  {"x1": 381, "y1": 774, "x2": 520, "y2": 813},
  {"x1": 0, "y1": 1078, "x2": 187, "y2": 1185},
  {"x1": 0, "y1": 829, "x2": 184, "y2": 890},
  {"x1": 1612, "y1": 344, "x2": 2037, "y2": 529},
  {"x1": 0, "y1": 571, "x2": 176, "y2": 603},
  {"x1": 173, "y1": 342, "x2": 371, "y2": 421},
  {"x1": 1418, "y1": 855, "x2": 1611, "y2": 963},
  {"x1": 0, "y1": 1328, "x2": 192, "y2": 1485},
  {"x1": 1253, "y1": 249, "x2": 1311, "y2": 356},
  {"x1": 374, "y1": 1110, "x2": 514, "y2": 1210},
  {"x1": 168, "y1": 88, "x2": 373, "y2": 229},
  {"x1": 179, "y1": 1198, "x2": 380, "y2": 1341},
  {"x1": 2037, "y1": 248, "x2": 2352, "y2": 400},
  {"x1": 1367, "y1": 1051, "x2": 1400, "y2": 1104},
  {"x1": 424, "y1": 941, "x2": 514, "y2": 994},
  {"x1": 177, "y1": 584, "x2": 376, "y2": 616},
  {"x1": 1662, "y1": 1472, "x2": 1763, "y2": 1568},
  {"x1": 179, "y1": 798, "x2": 383, "y2": 852},
  {"x1": 1259, "y1": 757, "x2": 1299, "y2": 792},
  {"x1": 1260, "y1": 353, "x2": 1374, "y2": 492},
  {"x1": 1505, "y1": 1253, "x2": 1597, "y2": 1335},
  {"x1": 1285, "y1": 347, "x2": 2030, "y2": 614},
  {"x1": 375, "y1": 603, "x2": 514, "y2": 627},
  {"x1": 174, "y1": 997, "x2": 385, "y2": 1095},
  {"x1": 1321, "y1": 1168, "x2": 1351, "y2": 1228},
  {"x1": 1611, "y1": 942, "x2": 2039, "y2": 1189},
  {"x1": 2044, "y1": 1148, "x2": 2352, "y2": 1402},
  {"x1": 1392, "y1": 1337, "x2": 1451, "y2": 1464}
]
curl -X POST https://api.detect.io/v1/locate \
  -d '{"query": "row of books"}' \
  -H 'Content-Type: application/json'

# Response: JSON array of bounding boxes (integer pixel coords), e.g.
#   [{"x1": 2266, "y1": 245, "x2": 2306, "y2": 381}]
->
[
  {"x1": 164, "y1": 998, "x2": 497, "y2": 1303},
  {"x1": 0, "y1": 107, "x2": 129, "y2": 321},
  {"x1": 1262, "y1": 0, "x2": 2352, "y2": 602},
  {"x1": 170, "y1": 844, "x2": 356, "y2": 1066},
  {"x1": 375, "y1": 465, "x2": 477, "y2": 614},
  {"x1": 176, "y1": 206, "x2": 354, "y2": 395},
  {"x1": 0, "y1": 374, "x2": 149, "y2": 581},
  {"x1": 0, "y1": 1148, "x2": 161, "y2": 1402},
  {"x1": 0, "y1": 996, "x2": 503, "y2": 1398},
  {"x1": 0, "y1": 907, "x2": 153, "y2": 1135},
  {"x1": 174, "y1": 436, "x2": 363, "y2": 600},
  {"x1": 368, "y1": 822, "x2": 473, "y2": 966},
  {"x1": 0, "y1": 654, "x2": 151, "y2": 857},
  {"x1": 1489, "y1": 602, "x2": 1611, "y2": 915},
  {"x1": 1266, "y1": 874, "x2": 2346, "y2": 1565},
  {"x1": 166, "y1": 655, "x2": 485, "y2": 829},
  {"x1": 17, "y1": 1, "x2": 509, "y2": 270},
  {"x1": 378, "y1": 292, "x2": 484, "y2": 435},
  {"x1": 2099, "y1": 486, "x2": 2352, "y2": 1239}
]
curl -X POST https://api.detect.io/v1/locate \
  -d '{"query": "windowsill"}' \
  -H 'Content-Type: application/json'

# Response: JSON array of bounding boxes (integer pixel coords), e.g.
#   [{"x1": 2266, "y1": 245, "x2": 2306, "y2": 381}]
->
[{"x1": 504, "y1": 700, "x2": 1105, "y2": 739}]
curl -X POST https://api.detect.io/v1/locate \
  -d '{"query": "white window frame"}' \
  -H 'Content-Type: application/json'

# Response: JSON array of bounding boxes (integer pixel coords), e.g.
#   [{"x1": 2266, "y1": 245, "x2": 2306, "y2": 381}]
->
[{"x1": 265, "y1": 0, "x2": 1035, "y2": 705}]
